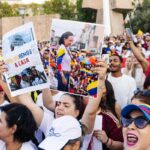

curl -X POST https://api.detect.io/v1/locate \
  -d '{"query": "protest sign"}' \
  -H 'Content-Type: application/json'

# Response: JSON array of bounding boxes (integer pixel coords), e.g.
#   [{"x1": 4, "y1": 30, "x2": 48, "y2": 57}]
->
[
  {"x1": 49, "y1": 19, "x2": 105, "y2": 97},
  {"x1": 2, "y1": 22, "x2": 49, "y2": 96}
]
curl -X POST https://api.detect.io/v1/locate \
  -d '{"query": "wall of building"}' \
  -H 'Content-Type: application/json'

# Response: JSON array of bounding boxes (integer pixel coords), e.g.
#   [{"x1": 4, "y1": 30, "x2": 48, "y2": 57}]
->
[
  {"x1": 82, "y1": 0, "x2": 133, "y2": 35},
  {"x1": 1, "y1": 14, "x2": 60, "y2": 41},
  {"x1": 110, "y1": 10, "x2": 124, "y2": 35},
  {"x1": 82, "y1": 0, "x2": 102, "y2": 9}
]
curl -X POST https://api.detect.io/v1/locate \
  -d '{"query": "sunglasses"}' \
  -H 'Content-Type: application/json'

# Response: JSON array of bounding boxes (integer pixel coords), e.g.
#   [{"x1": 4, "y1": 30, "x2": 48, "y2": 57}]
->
[{"x1": 122, "y1": 116, "x2": 149, "y2": 129}]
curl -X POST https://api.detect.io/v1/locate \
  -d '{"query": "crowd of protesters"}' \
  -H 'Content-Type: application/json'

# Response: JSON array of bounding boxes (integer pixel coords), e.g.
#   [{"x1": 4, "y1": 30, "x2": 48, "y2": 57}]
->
[{"x1": 0, "y1": 30, "x2": 150, "y2": 150}]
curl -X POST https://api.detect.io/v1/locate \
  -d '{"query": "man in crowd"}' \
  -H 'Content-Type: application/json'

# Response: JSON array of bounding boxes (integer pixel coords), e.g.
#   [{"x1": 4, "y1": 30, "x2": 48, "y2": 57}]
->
[{"x1": 108, "y1": 54, "x2": 137, "y2": 108}]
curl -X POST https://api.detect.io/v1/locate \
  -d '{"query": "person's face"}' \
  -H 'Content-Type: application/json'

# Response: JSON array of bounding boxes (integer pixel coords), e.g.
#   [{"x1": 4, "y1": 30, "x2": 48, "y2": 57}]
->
[
  {"x1": 43, "y1": 51, "x2": 49, "y2": 59},
  {"x1": 126, "y1": 57, "x2": 132, "y2": 68},
  {"x1": 0, "y1": 112, "x2": 16, "y2": 141},
  {"x1": 63, "y1": 140, "x2": 81, "y2": 150},
  {"x1": 122, "y1": 49, "x2": 128, "y2": 54},
  {"x1": 55, "y1": 95, "x2": 79, "y2": 119},
  {"x1": 31, "y1": 69, "x2": 37, "y2": 75},
  {"x1": 64, "y1": 36, "x2": 74, "y2": 47},
  {"x1": 145, "y1": 36, "x2": 150, "y2": 45},
  {"x1": 109, "y1": 56, "x2": 122, "y2": 73},
  {"x1": 123, "y1": 111, "x2": 150, "y2": 150},
  {"x1": 22, "y1": 75, "x2": 28, "y2": 81}
]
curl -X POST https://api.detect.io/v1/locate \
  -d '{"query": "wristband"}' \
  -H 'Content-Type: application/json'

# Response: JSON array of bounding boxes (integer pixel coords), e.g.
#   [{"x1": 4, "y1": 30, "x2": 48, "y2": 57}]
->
[
  {"x1": 104, "y1": 137, "x2": 109, "y2": 144},
  {"x1": 107, "y1": 138, "x2": 113, "y2": 148}
]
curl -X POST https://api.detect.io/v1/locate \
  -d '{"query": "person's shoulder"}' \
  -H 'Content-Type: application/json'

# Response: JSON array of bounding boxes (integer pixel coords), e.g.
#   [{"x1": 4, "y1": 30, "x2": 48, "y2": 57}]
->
[
  {"x1": 122, "y1": 75, "x2": 136, "y2": 87},
  {"x1": 21, "y1": 141, "x2": 37, "y2": 150},
  {"x1": 58, "y1": 45, "x2": 66, "y2": 51}
]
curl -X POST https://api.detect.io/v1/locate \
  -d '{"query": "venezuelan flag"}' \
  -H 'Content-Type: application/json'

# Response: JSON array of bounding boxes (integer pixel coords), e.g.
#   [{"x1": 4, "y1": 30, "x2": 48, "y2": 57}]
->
[
  {"x1": 80, "y1": 69, "x2": 93, "y2": 76},
  {"x1": 87, "y1": 80, "x2": 98, "y2": 97},
  {"x1": 139, "y1": 104, "x2": 150, "y2": 115},
  {"x1": 57, "y1": 48, "x2": 65, "y2": 70}
]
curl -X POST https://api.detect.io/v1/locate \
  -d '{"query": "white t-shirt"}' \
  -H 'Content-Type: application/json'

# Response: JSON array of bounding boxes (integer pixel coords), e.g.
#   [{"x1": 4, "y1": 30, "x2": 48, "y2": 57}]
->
[
  {"x1": 39, "y1": 111, "x2": 54, "y2": 137},
  {"x1": 57, "y1": 44, "x2": 71, "y2": 72},
  {"x1": 108, "y1": 74, "x2": 137, "y2": 108},
  {"x1": 0, "y1": 141, "x2": 37, "y2": 150}
]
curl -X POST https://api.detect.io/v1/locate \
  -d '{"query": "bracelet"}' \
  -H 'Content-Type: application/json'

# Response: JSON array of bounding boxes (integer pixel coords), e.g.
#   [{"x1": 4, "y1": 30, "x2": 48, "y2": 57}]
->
[
  {"x1": 107, "y1": 138, "x2": 113, "y2": 148},
  {"x1": 104, "y1": 137, "x2": 109, "y2": 144},
  {"x1": 110, "y1": 138, "x2": 112, "y2": 147}
]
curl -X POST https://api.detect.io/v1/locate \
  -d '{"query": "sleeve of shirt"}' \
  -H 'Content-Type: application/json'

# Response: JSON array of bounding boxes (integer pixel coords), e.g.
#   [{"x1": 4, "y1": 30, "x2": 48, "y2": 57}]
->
[
  {"x1": 39, "y1": 111, "x2": 54, "y2": 136},
  {"x1": 128, "y1": 78, "x2": 137, "y2": 104},
  {"x1": 57, "y1": 48, "x2": 65, "y2": 71}
]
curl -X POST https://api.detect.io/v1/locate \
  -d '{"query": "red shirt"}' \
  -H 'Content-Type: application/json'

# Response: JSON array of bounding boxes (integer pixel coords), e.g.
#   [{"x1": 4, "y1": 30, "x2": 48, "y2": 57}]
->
[{"x1": 144, "y1": 58, "x2": 150, "y2": 76}]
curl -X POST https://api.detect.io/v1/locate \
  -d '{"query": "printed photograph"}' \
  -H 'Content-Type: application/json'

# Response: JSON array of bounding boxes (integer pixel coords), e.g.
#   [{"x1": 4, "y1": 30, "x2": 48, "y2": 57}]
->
[
  {"x1": 49, "y1": 19, "x2": 105, "y2": 97},
  {"x1": 2, "y1": 23, "x2": 34, "y2": 56},
  {"x1": 2, "y1": 23, "x2": 49, "y2": 96},
  {"x1": 8, "y1": 66, "x2": 47, "y2": 91}
]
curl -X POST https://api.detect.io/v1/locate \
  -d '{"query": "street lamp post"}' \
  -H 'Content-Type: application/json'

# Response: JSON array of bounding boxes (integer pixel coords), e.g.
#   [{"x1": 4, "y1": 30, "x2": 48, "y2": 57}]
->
[{"x1": 19, "y1": 7, "x2": 25, "y2": 25}]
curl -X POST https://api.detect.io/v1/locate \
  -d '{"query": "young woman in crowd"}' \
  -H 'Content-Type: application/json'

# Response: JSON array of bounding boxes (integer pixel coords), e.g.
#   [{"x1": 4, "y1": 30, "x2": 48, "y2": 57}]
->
[
  {"x1": 84, "y1": 80, "x2": 123, "y2": 150},
  {"x1": 0, "y1": 103, "x2": 37, "y2": 150},
  {"x1": 56, "y1": 31, "x2": 74, "y2": 92},
  {"x1": 121, "y1": 103, "x2": 150, "y2": 150}
]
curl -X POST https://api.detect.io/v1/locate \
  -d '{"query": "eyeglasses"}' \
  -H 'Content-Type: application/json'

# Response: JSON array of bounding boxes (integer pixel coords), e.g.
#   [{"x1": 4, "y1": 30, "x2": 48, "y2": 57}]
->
[{"x1": 121, "y1": 116, "x2": 149, "y2": 129}]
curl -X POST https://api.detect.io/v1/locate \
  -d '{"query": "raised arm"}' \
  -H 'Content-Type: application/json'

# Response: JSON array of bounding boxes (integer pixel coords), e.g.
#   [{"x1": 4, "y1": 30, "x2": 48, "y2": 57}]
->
[
  {"x1": 0, "y1": 61, "x2": 44, "y2": 127},
  {"x1": 81, "y1": 59, "x2": 108, "y2": 134},
  {"x1": 42, "y1": 88, "x2": 56, "y2": 112},
  {"x1": 128, "y1": 39, "x2": 149, "y2": 72}
]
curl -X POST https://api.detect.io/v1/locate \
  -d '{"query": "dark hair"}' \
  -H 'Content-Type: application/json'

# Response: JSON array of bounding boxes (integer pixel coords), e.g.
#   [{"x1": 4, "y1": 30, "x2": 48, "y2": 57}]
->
[
  {"x1": 44, "y1": 49, "x2": 50, "y2": 53},
  {"x1": 61, "y1": 93, "x2": 85, "y2": 120},
  {"x1": 131, "y1": 89, "x2": 150, "y2": 105},
  {"x1": 144, "y1": 74, "x2": 150, "y2": 89},
  {"x1": 59, "y1": 32, "x2": 73, "y2": 45},
  {"x1": 99, "y1": 80, "x2": 118, "y2": 119},
  {"x1": 122, "y1": 45, "x2": 127, "y2": 51},
  {"x1": 111, "y1": 54, "x2": 123, "y2": 63},
  {"x1": 61, "y1": 137, "x2": 82, "y2": 150},
  {"x1": 0, "y1": 103, "x2": 37, "y2": 143}
]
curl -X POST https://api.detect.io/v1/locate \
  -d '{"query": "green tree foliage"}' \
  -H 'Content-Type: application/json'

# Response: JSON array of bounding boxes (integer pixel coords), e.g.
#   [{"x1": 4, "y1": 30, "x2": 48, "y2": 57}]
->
[
  {"x1": 0, "y1": 0, "x2": 97, "y2": 22},
  {"x1": 27, "y1": 3, "x2": 42, "y2": 16},
  {"x1": 76, "y1": 0, "x2": 97, "y2": 23},
  {"x1": 131, "y1": 0, "x2": 150, "y2": 33},
  {"x1": 43, "y1": 0, "x2": 76, "y2": 19},
  {"x1": 0, "y1": 2, "x2": 18, "y2": 17}
]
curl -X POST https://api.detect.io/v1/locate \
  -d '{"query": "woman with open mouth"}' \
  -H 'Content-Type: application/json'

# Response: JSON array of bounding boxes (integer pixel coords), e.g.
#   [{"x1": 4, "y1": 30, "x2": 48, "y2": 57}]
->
[{"x1": 121, "y1": 103, "x2": 150, "y2": 150}]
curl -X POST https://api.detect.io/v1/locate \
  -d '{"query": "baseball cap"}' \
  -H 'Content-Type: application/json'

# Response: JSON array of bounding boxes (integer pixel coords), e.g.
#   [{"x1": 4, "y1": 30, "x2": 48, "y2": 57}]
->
[
  {"x1": 39, "y1": 115, "x2": 82, "y2": 150},
  {"x1": 121, "y1": 104, "x2": 150, "y2": 121}
]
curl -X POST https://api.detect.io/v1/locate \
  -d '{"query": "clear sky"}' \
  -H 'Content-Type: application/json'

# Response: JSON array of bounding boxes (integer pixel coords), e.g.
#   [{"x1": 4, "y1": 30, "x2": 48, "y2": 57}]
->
[{"x1": 22, "y1": 0, "x2": 47, "y2": 4}]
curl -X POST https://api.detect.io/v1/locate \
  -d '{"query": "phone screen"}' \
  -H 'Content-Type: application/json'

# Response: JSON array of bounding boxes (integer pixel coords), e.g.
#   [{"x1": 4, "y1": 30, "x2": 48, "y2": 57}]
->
[{"x1": 125, "y1": 28, "x2": 135, "y2": 42}]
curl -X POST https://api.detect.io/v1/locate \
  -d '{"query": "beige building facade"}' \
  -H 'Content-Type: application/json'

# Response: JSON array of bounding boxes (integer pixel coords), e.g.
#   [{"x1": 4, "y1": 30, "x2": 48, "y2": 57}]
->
[
  {"x1": 82, "y1": 0, "x2": 133, "y2": 35},
  {"x1": 0, "y1": 14, "x2": 60, "y2": 41}
]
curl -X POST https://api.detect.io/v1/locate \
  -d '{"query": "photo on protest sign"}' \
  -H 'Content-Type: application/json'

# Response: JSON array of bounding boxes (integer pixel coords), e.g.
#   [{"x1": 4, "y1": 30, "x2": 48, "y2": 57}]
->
[
  {"x1": 2, "y1": 22, "x2": 49, "y2": 96},
  {"x1": 2, "y1": 23, "x2": 34, "y2": 56},
  {"x1": 49, "y1": 19, "x2": 105, "y2": 97}
]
